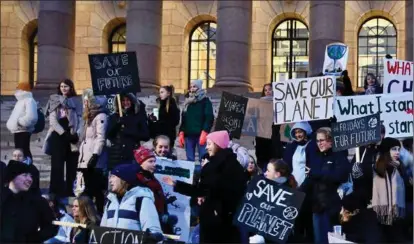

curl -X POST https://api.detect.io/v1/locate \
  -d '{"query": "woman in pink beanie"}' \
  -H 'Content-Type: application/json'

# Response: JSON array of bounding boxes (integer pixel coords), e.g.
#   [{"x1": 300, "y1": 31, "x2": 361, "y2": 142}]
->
[{"x1": 162, "y1": 130, "x2": 247, "y2": 243}]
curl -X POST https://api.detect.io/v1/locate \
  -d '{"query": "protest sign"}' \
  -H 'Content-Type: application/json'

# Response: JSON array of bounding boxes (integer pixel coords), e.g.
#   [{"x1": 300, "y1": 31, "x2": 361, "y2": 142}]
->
[
  {"x1": 88, "y1": 226, "x2": 144, "y2": 244},
  {"x1": 322, "y1": 42, "x2": 349, "y2": 76},
  {"x1": 331, "y1": 113, "x2": 381, "y2": 152},
  {"x1": 215, "y1": 92, "x2": 248, "y2": 139},
  {"x1": 383, "y1": 58, "x2": 413, "y2": 93},
  {"x1": 242, "y1": 98, "x2": 273, "y2": 138},
  {"x1": 233, "y1": 175, "x2": 305, "y2": 243},
  {"x1": 334, "y1": 93, "x2": 413, "y2": 138},
  {"x1": 89, "y1": 52, "x2": 140, "y2": 96},
  {"x1": 154, "y1": 157, "x2": 195, "y2": 243},
  {"x1": 273, "y1": 76, "x2": 335, "y2": 124}
]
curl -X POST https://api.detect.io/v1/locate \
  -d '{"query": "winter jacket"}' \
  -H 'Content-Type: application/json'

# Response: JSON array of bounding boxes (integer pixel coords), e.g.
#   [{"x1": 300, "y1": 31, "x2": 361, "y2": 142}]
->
[
  {"x1": 0, "y1": 187, "x2": 58, "y2": 243},
  {"x1": 100, "y1": 186, "x2": 163, "y2": 235},
  {"x1": 106, "y1": 94, "x2": 149, "y2": 169},
  {"x1": 149, "y1": 98, "x2": 180, "y2": 142},
  {"x1": 6, "y1": 90, "x2": 38, "y2": 133},
  {"x1": 229, "y1": 141, "x2": 250, "y2": 169},
  {"x1": 136, "y1": 169, "x2": 166, "y2": 216},
  {"x1": 255, "y1": 124, "x2": 283, "y2": 167},
  {"x1": 179, "y1": 97, "x2": 214, "y2": 136},
  {"x1": 173, "y1": 148, "x2": 247, "y2": 243},
  {"x1": 301, "y1": 148, "x2": 351, "y2": 215},
  {"x1": 45, "y1": 212, "x2": 74, "y2": 243}
]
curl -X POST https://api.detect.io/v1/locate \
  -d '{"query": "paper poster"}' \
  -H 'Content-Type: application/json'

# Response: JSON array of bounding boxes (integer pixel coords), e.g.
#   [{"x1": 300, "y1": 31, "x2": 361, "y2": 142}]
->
[
  {"x1": 383, "y1": 58, "x2": 413, "y2": 93},
  {"x1": 322, "y1": 42, "x2": 349, "y2": 76},
  {"x1": 242, "y1": 98, "x2": 273, "y2": 139}
]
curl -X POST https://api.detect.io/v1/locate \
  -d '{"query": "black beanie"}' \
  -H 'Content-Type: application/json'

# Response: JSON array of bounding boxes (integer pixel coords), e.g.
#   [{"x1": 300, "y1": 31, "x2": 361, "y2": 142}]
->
[
  {"x1": 5, "y1": 160, "x2": 31, "y2": 183},
  {"x1": 379, "y1": 137, "x2": 401, "y2": 154}
]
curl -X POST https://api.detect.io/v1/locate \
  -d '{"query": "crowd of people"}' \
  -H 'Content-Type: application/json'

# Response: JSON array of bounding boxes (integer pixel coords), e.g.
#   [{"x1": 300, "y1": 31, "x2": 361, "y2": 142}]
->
[{"x1": 0, "y1": 69, "x2": 413, "y2": 244}]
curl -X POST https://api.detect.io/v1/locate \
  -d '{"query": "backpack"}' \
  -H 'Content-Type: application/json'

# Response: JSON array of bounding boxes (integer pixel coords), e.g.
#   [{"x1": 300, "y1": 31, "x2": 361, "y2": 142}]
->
[{"x1": 32, "y1": 108, "x2": 45, "y2": 134}]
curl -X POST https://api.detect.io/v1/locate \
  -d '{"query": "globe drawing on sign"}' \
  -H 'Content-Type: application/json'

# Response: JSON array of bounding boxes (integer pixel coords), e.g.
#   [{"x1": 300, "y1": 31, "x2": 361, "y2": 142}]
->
[
  {"x1": 282, "y1": 206, "x2": 298, "y2": 220},
  {"x1": 325, "y1": 44, "x2": 348, "y2": 73},
  {"x1": 368, "y1": 117, "x2": 378, "y2": 129}
]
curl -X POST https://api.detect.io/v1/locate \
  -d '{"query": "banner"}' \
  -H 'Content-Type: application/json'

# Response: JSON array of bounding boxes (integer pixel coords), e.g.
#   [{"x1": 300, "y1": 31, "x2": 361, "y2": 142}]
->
[
  {"x1": 233, "y1": 175, "x2": 305, "y2": 243},
  {"x1": 89, "y1": 226, "x2": 144, "y2": 244},
  {"x1": 383, "y1": 58, "x2": 413, "y2": 93},
  {"x1": 322, "y1": 42, "x2": 349, "y2": 76},
  {"x1": 242, "y1": 98, "x2": 273, "y2": 138},
  {"x1": 331, "y1": 113, "x2": 381, "y2": 152},
  {"x1": 273, "y1": 76, "x2": 335, "y2": 124},
  {"x1": 89, "y1": 52, "x2": 140, "y2": 96},
  {"x1": 215, "y1": 92, "x2": 248, "y2": 139},
  {"x1": 334, "y1": 93, "x2": 413, "y2": 138},
  {"x1": 154, "y1": 157, "x2": 195, "y2": 242}
]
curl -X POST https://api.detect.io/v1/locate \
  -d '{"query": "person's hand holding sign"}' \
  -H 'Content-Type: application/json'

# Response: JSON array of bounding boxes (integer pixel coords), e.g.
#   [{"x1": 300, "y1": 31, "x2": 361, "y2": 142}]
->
[{"x1": 162, "y1": 176, "x2": 176, "y2": 187}]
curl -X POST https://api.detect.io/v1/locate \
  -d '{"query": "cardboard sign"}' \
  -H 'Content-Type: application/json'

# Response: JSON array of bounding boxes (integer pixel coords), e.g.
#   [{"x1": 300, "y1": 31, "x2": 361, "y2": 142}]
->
[
  {"x1": 233, "y1": 175, "x2": 305, "y2": 243},
  {"x1": 88, "y1": 226, "x2": 144, "y2": 244},
  {"x1": 154, "y1": 157, "x2": 195, "y2": 243},
  {"x1": 89, "y1": 52, "x2": 140, "y2": 96},
  {"x1": 242, "y1": 98, "x2": 273, "y2": 138},
  {"x1": 322, "y1": 42, "x2": 349, "y2": 76},
  {"x1": 215, "y1": 92, "x2": 248, "y2": 139},
  {"x1": 334, "y1": 93, "x2": 413, "y2": 138},
  {"x1": 331, "y1": 113, "x2": 381, "y2": 152},
  {"x1": 383, "y1": 58, "x2": 413, "y2": 93},
  {"x1": 273, "y1": 76, "x2": 335, "y2": 124}
]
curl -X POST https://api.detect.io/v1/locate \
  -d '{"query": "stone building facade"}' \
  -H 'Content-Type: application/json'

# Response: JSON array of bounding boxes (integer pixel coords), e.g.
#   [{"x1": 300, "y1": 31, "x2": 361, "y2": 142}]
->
[{"x1": 1, "y1": 0, "x2": 413, "y2": 95}]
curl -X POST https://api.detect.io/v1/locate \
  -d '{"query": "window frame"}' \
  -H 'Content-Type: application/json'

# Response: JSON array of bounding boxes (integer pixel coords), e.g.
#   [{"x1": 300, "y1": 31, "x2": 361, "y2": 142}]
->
[
  {"x1": 29, "y1": 28, "x2": 38, "y2": 88},
  {"x1": 108, "y1": 23, "x2": 126, "y2": 54}
]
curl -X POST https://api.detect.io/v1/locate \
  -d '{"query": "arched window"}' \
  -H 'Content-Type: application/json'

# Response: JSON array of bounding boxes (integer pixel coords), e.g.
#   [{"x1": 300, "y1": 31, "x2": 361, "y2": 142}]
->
[
  {"x1": 189, "y1": 22, "x2": 217, "y2": 89},
  {"x1": 358, "y1": 17, "x2": 397, "y2": 87},
  {"x1": 109, "y1": 24, "x2": 126, "y2": 53},
  {"x1": 29, "y1": 29, "x2": 38, "y2": 88},
  {"x1": 272, "y1": 19, "x2": 309, "y2": 81}
]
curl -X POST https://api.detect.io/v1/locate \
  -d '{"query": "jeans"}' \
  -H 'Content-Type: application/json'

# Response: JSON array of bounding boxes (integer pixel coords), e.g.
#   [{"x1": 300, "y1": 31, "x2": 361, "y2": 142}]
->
[
  {"x1": 312, "y1": 212, "x2": 331, "y2": 244},
  {"x1": 185, "y1": 135, "x2": 206, "y2": 162}
]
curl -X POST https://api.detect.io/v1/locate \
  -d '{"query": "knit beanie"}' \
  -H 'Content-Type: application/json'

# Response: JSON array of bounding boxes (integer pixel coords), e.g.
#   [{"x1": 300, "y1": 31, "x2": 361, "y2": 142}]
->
[
  {"x1": 191, "y1": 79, "x2": 203, "y2": 90},
  {"x1": 111, "y1": 163, "x2": 141, "y2": 186},
  {"x1": 133, "y1": 146, "x2": 156, "y2": 165},
  {"x1": 207, "y1": 130, "x2": 230, "y2": 149},
  {"x1": 379, "y1": 137, "x2": 401, "y2": 153},
  {"x1": 5, "y1": 160, "x2": 31, "y2": 183},
  {"x1": 16, "y1": 82, "x2": 31, "y2": 92}
]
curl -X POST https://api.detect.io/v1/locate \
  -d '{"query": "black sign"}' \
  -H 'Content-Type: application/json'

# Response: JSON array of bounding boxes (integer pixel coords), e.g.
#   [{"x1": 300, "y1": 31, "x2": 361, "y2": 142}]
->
[
  {"x1": 88, "y1": 226, "x2": 145, "y2": 244},
  {"x1": 233, "y1": 175, "x2": 305, "y2": 243},
  {"x1": 89, "y1": 52, "x2": 141, "y2": 96},
  {"x1": 332, "y1": 113, "x2": 381, "y2": 152},
  {"x1": 215, "y1": 92, "x2": 248, "y2": 139}
]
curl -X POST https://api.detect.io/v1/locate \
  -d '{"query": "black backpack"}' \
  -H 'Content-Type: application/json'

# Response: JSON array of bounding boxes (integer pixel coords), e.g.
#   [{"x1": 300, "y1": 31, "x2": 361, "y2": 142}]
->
[{"x1": 33, "y1": 108, "x2": 45, "y2": 134}]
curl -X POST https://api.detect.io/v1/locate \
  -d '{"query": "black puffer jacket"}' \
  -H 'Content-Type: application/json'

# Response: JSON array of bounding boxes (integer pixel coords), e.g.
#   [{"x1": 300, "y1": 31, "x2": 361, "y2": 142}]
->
[
  {"x1": 0, "y1": 187, "x2": 58, "y2": 243},
  {"x1": 149, "y1": 98, "x2": 180, "y2": 145},
  {"x1": 174, "y1": 148, "x2": 247, "y2": 243}
]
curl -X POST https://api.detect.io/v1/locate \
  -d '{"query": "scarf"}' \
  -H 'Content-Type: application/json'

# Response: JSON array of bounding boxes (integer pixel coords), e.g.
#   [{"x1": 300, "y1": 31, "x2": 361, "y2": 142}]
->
[
  {"x1": 365, "y1": 85, "x2": 378, "y2": 95},
  {"x1": 183, "y1": 89, "x2": 206, "y2": 112},
  {"x1": 46, "y1": 94, "x2": 81, "y2": 134},
  {"x1": 372, "y1": 161, "x2": 405, "y2": 225},
  {"x1": 136, "y1": 170, "x2": 165, "y2": 214}
]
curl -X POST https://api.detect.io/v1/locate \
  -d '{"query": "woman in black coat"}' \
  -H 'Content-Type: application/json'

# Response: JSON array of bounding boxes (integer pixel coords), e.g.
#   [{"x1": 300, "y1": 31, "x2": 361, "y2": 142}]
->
[
  {"x1": 148, "y1": 85, "x2": 180, "y2": 148},
  {"x1": 106, "y1": 92, "x2": 150, "y2": 170},
  {"x1": 163, "y1": 130, "x2": 247, "y2": 243}
]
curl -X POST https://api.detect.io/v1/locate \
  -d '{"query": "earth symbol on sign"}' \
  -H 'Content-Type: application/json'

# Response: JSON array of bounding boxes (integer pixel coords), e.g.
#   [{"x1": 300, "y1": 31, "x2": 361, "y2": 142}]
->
[{"x1": 282, "y1": 206, "x2": 298, "y2": 220}]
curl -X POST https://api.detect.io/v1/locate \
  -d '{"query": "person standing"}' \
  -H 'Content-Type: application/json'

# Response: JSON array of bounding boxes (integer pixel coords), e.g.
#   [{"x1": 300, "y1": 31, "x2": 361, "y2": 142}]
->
[
  {"x1": 179, "y1": 79, "x2": 214, "y2": 162},
  {"x1": 6, "y1": 82, "x2": 38, "y2": 159},
  {"x1": 43, "y1": 79, "x2": 82, "y2": 197},
  {"x1": 1, "y1": 160, "x2": 58, "y2": 243},
  {"x1": 149, "y1": 85, "x2": 180, "y2": 148},
  {"x1": 106, "y1": 92, "x2": 150, "y2": 169}
]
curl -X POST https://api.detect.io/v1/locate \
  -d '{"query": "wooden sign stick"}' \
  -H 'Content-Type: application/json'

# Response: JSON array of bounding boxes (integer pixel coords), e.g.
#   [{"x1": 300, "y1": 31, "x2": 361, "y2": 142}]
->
[
  {"x1": 355, "y1": 147, "x2": 360, "y2": 163},
  {"x1": 117, "y1": 94, "x2": 123, "y2": 117}
]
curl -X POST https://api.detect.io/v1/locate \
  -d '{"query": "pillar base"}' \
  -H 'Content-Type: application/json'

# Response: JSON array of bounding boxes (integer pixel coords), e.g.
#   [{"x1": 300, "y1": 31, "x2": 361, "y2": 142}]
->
[{"x1": 212, "y1": 79, "x2": 253, "y2": 93}]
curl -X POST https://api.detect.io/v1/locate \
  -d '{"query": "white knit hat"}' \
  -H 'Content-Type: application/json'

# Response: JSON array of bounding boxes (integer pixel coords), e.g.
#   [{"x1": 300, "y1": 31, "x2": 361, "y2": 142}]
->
[{"x1": 191, "y1": 79, "x2": 203, "y2": 90}]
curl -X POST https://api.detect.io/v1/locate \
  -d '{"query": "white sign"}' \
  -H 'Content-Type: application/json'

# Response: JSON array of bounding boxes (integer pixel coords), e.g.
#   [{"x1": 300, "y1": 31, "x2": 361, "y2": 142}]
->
[
  {"x1": 154, "y1": 157, "x2": 195, "y2": 242},
  {"x1": 273, "y1": 76, "x2": 336, "y2": 124},
  {"x1": 322, "y1": 42, "x2": 349, "y2": 76},
  {"x1": 383, "y1": 58, "x2": 413, "y2": 93},
  {"x1": 334, "y1": 93, "x2": 414, "y2": 138}
]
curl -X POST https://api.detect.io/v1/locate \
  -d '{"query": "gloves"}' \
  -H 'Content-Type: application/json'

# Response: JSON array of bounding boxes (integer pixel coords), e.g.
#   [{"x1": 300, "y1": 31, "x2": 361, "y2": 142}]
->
[
  {"x1": 179, "y1": 132, "x2": 185, "y2": 148},
  {"x1": 142, "y1": 229, "x2": 163, "y2": 243},
  {"x1": 199, "y1": 131, "x2": 208, "y2": 146},
  {"x1": 148, "y1": 113, "x2": 157, "y2": 122},
  {"x1": 63, "y1": 131, "x2": 79, "y2": 143},
  {"x1": 249, "y1": 234, "x2": 265, "y2": 243},
  {"x1": 87, "y1": 154, "x2": 99, "y2": 169}
]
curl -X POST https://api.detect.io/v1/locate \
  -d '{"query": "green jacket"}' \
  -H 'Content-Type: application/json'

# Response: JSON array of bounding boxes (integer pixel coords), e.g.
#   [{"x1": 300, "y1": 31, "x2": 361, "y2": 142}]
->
[{"x1": 179, "y1": 97, "x2": 214, "y2": 136}]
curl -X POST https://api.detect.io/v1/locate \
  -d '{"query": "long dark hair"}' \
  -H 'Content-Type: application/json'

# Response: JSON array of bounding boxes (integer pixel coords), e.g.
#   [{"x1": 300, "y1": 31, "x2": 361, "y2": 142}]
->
[
  {"x1": 57, "y1": 78, "x2": 77, "y2": 97},
  {"x1": 341, "y1": 70, "x2": 354, "y2": 96},
  {"x1": 363, "y1": 73, "x2": 378, "y2": 90},
  {"x1": 269, "y1": 159, "x2": 297, "y2": 188},
  {"x1": 158, "y1": 85, "x2": 176, "y2": 113},
  {"x1": 261, "y1": 83, "x2": 272, "y2": 97}
]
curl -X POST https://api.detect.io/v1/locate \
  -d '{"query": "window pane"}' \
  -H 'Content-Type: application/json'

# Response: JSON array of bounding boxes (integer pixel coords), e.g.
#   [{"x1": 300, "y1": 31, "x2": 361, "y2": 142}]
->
[{"x1": 110, "y1": 24, "x2": 127, "y2": 53}]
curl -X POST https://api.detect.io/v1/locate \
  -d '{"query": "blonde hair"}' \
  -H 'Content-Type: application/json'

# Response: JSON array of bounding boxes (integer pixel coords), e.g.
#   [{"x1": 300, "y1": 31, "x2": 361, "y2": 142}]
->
[{"x1": 316, "y1": 127, "x2": 332, "y2": 141}]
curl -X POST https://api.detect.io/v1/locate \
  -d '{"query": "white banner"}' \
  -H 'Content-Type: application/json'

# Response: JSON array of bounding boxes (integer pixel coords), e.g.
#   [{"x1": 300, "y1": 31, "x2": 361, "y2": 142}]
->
[
  {"x1": 154, "y1": 157, "x2": 195, "y2": 242},
  {"x1": 273, "y1": 76, "x2": 336, "y2": 124},
  {"x1": 334, "y1": 93, "x2": 413, "y2": 138},
  {"x1": 383, "y1": 58, "x2": 413, "y2": 93}
]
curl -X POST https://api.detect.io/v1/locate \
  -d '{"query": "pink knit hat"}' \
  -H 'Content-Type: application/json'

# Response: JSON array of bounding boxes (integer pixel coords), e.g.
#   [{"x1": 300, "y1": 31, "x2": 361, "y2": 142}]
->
[{"x1": 207, "y1": 130, "x2": 230, "y2": 149}]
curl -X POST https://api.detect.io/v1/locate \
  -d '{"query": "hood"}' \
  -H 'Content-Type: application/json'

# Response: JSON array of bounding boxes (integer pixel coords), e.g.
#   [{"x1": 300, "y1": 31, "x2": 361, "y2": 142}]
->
[
  {"x1": 15, "y1": 90, "x2": 33, "y2": 101},
  {"x1": 113, "y1": 92, "x2": 142, "y2": 114},
  {"x1": 107, "y1": 185, "x2": 155, "y2": 204},
  {"x1": 290, "y1": 122, "x2": 312, "y2": 141}
]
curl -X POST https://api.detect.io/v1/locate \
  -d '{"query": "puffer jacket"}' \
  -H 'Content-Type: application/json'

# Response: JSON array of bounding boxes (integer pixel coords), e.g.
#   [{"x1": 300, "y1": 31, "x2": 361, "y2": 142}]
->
[
  {"x1": 7, "y1": 90, "x2": 38, "y2": 133},
  {"x1": 100, "y1": 186, "x2": 163, "y2": 234},
  {"x1": 228, "y1": 141, "x2": 250, "y2": 169}
]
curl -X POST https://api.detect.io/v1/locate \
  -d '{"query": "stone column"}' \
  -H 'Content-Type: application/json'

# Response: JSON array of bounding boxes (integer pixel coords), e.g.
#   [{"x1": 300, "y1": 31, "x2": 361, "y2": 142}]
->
[
  {"x1": 309, "y1": 0, "x2": 345, "y2": 76},
  {"x1": 213, "y1": 0, "x2": 252, "y2": 91},
  {"x1": 406, "y1": 0, "x2": 413, "y2": 61},
  {"x1": 126, "y1": 0, "x2": 162, "y2": 91},
  {"x1": 35, "y1": 0, "x2": 76, "y2": 92}
]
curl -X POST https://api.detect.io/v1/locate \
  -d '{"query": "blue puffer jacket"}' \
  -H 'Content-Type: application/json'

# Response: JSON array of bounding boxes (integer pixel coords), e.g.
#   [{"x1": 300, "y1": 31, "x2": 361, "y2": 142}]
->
[{"x1": 100, "y1": 186, "x2": 163, "y2": 235}]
